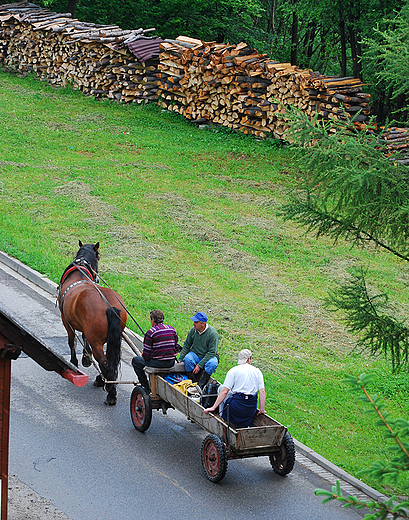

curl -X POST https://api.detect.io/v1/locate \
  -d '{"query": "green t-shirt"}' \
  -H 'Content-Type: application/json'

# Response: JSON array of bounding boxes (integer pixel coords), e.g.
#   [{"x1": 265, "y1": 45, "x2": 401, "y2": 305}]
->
[{"x1": 179, "y1": 325, "x2": 219, "y2": 369}]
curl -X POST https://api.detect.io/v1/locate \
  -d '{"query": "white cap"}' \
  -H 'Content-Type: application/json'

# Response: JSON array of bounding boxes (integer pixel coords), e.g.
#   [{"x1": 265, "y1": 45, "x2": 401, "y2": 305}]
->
[{"x1": 238, "y1": 349, "x2": 252, "y2": 364}]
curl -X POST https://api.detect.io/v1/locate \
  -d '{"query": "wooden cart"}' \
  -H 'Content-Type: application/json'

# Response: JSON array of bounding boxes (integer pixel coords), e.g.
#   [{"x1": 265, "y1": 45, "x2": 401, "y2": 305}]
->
[{"x1": 129, "y1": 363, "x2": 295, "y2": 482}]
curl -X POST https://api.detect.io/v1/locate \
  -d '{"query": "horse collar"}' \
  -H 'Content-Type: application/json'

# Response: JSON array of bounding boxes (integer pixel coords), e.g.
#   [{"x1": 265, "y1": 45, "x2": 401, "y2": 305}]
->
[{"x1": 60, "y1": 264, "x2": 95, "y2": 285}]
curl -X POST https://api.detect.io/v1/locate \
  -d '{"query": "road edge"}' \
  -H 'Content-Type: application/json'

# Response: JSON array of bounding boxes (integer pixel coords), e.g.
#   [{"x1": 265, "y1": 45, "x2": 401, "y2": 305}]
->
[{"x1": 0, "y1": 249, "x2": 387, "y2": 503}]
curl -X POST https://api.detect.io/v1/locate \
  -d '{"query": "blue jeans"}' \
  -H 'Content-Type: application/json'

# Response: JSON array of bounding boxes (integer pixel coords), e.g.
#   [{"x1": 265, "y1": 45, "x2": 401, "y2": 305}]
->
[{"x1": 183, "y1": 351, "x2": 218, "y2": 375}]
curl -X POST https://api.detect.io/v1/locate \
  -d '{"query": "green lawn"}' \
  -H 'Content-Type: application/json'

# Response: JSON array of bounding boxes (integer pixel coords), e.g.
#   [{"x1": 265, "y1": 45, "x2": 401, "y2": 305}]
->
[{"x1": 1, "y1": 69, "x2": 409, "y2": 495}]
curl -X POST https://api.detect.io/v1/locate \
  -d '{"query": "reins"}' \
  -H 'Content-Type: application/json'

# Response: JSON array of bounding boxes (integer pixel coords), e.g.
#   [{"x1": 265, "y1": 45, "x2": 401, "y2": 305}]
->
[{"x1": 86, "y1": 266, "x2": 145, "y2": 336}]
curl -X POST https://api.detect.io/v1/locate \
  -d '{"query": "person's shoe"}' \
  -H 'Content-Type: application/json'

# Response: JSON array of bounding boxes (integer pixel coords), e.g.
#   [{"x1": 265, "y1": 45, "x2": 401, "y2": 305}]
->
[
  {"x1": 138, "y1": 377, "x2": 150, "y2": 394},
  {"x1": 186, "y1": 371, "x2": 196, "y2": 382},
  {"x1": 196, "y1": 371, "x2": 211, "y2": 394}
]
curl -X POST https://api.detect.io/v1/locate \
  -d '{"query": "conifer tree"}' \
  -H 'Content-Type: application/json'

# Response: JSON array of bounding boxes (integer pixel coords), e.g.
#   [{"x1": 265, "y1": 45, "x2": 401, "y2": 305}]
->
[{"x1": 281, "y1": 111, "x2": 409, "y2": 370}]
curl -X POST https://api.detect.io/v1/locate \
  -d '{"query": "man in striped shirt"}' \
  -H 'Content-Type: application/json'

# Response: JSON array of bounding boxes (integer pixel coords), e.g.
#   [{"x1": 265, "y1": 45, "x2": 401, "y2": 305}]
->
[{"x1": 132, "y1": 309, "x2": 179, "y2": 393}]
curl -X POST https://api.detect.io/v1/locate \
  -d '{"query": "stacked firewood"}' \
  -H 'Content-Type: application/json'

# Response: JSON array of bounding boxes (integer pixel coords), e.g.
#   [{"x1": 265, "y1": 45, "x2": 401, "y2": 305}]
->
[
  {"x1": 0, "y1": 4, "x2": 375, "y2": 139},
  {"x1": 379, "y1": 127, "x2": 409, "y2": 165},
  {"x1": 157, "y1": 36, "x2": 372, "y2": 138},
  {"x1": 0, "y1": 1, "x2": 160, "y2": 103},
  {"x1": 158, "y1": 37, "x2": 280, "y2": 137},
  {"x1": 308, "y1": 73, "x2": 371, "y2": 128}
]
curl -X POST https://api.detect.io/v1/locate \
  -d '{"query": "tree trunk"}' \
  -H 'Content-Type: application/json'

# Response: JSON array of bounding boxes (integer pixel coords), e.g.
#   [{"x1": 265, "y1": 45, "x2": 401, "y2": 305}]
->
[
  {"x1": 267, "y1": 0, "x2": 277, "y2": 33},
  {"x1": 67, "y1": 0, "x2": 76, "y2": 17},
  {"x1": 339, "y1": 15, "x2": 347, "y2": 77},
  {"x1": 347, "y1": 14, "x2": 362, "y2": 79},
  {"x1": 307, "y1": 22, "x2": 316, "y2": 60},
  {"x1": 291, "y1": 11, "x2": 298, "y2": 65}
]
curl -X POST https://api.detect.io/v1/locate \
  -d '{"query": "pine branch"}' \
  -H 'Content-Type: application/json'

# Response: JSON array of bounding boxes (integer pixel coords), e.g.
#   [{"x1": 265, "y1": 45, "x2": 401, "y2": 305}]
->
[
  {"x1": 281, "y1": 108, "x2": 409, "y2": 259},
  {"x1": 315, "y1": 374, "x2": 409, "y2": 518},
  {"x1": 359, "y1": 381, "x2": 409, "y2": 459},
  {"x1": 315, "y1": 485, "x2": 409, "y2": 519},
  {"x1": 281, "y1": 198, "x2": 409, "y2": 262},
  {"x1": 326, "y1": 270, "x2": 409, "y2": 371}
]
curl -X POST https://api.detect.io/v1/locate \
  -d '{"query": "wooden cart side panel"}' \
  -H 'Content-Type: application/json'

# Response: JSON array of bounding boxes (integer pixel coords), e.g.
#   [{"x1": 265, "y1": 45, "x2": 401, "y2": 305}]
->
[
  {"x1": 156, "y1": 377, "x2": 238, "y2": 449},
  {"x1": 236, "y1": 425, "x2": 286, "y2": 450},
  {"x1": 252, "y1": 413, "x2": 283, "y2": 428}
]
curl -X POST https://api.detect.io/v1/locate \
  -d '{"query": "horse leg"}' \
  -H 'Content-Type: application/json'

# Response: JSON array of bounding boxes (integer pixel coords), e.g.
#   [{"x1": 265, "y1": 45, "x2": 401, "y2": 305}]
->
[
  {"x1": 95, "y1": 361, "x2": 117, "y2": 405},
  {"x1": 97, "y1": 352, "x2": 117, "y2": 405},
  {"x1": 81, "y1": 334, "x2": 92, "y2": 368},
  {"x1": 68, "y1": 329, "x2": 78, "y2": 367},
  {"x1": 93, "y1": 374, "x2": 105, "y2": 387},
  {"x1": 91, "y1": 308, "x2": 121, "y2": 405},
  {"x1": 91, "y1": 345, "x2": 116, "y2": 404},
  {"x1": 105, "y1": 382, "x2": 117, "y2": 406}
]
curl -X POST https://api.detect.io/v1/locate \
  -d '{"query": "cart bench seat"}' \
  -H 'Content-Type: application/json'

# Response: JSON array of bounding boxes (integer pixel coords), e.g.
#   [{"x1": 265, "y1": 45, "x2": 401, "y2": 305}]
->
[{"x1": 144, "y1": 362, "x2": 186, "y2": 374}]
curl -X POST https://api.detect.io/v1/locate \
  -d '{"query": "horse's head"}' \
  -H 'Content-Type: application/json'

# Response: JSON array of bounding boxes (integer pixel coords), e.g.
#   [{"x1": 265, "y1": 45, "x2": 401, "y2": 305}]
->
[{"x1": 75, "y1": 240, "x2": 100, "y2": 277}]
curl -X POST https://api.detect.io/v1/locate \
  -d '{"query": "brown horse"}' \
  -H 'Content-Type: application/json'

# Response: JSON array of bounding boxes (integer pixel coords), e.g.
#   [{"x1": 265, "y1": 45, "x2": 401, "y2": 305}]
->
[{"x1": 58, "y1": 241, "x2": 127, "y2": 405}]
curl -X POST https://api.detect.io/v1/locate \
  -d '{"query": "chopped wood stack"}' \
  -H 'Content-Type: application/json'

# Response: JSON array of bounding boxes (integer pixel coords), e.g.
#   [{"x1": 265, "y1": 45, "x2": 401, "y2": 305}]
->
[
  {"x1": 379, "y1": 127, "x2": 409, "y2": 165},
  {"x1": 308, "y1": 73, "x2": 371, "y2": 129},
  {"x1": 0, "y1": 1, "x2": 160, "y2": 103},
  {"x1": 0, "y1": 4, "x2": 374, "y2": 140},
  {"x1": 157, "y1": 36, "x2": 372, "y2": 139}
]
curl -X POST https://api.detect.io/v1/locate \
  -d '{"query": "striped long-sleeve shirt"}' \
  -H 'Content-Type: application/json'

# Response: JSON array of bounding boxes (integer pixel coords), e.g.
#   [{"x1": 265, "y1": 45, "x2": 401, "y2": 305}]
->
[{"x1": 142, "y1": 323, "x2": 179, "y2": 362}]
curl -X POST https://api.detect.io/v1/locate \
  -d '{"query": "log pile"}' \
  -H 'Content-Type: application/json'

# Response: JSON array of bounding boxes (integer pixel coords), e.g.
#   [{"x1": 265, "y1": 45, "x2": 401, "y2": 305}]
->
[
  {"x1": 0, "y1": 1, "x2": 160, "y2": 103},
  {"x1": 308, "y1": 73, "x2": 372, "y2": 130},
  {"x1": 157, "y1": 36, "x2": 372, "y2": 138},
  {"x1": 379, "y1": 127, "x2": 409, "y2": 165},
  {"x1": 0, "y1": 4, "x2": 376, "y2": 140}
]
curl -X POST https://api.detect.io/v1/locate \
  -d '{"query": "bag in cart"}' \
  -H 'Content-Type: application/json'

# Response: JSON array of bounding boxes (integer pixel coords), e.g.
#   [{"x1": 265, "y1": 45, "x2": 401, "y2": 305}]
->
[{"x1": 201, "y1": 381, "x2": 220, "y2": 412}]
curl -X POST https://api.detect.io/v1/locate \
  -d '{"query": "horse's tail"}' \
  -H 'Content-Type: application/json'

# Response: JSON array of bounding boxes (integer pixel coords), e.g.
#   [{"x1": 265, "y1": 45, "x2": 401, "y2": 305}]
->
[{"x1": 106, "y1": 307, "x2": 122, "y2": 382}]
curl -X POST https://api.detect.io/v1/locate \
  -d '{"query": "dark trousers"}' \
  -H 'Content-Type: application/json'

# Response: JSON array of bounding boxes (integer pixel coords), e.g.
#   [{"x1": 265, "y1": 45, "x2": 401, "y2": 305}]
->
[
  {"x1": 221, "y1": 392, "x2": 258, "y2": 428},
  {"x1": 132, "y1": 356, "x2": 175, "y2": 389}
]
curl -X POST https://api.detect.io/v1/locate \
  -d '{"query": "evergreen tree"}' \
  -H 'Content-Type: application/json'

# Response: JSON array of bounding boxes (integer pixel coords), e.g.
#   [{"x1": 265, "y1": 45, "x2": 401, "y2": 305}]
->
[
  {"x1": 315, "y1": 373, "x2": 409, "y2": 519},
  {"x1": 362, "y1": 1, "x2": 409, "y2": 121},
  {"x1": 280, "y1": 111, "x2": 409, "y2": 370}
]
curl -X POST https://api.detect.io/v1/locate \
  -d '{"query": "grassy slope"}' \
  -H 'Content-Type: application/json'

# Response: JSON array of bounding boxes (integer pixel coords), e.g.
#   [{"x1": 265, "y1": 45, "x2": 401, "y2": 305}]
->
[{"x1": 1, "y1": 69, "x2": 409, "y2": 494}]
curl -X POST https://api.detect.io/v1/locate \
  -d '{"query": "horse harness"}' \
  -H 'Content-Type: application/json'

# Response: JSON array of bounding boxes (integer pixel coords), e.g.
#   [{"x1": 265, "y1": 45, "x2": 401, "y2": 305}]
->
[
  {"x1": 57, "y1": 262, "x2": 110, "y2": 376},
  {"x1": 58, "y1": 263, "x2": 96, "y2": 313},
  {"x1": 58, "y1": 260, "x2": 127, "y2": 331}
]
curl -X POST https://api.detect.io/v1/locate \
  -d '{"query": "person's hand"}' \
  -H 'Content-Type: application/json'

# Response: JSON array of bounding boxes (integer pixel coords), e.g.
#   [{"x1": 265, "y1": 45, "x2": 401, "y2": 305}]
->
[
  {"x1": 257, "y1": 410, "x2": 266, "y2": 416},
  {"x1": 192, "y1": 364, "x2": 201, "y2": 374},
  {"x1": 204, "y1": 408, "x2": 214, "y2": 414}
]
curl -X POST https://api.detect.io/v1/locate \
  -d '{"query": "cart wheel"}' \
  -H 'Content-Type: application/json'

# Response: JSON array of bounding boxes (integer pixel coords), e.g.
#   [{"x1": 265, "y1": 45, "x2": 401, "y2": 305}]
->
[
  {"x1": 130, "y1": 386, "x2": 152, "y2": 432},
  {"x1": 269, "y1": 431, "x2": 295, "y2": 476},
  {"x1": 201, "y1": 434, "x2": 228, "y2": 483}
]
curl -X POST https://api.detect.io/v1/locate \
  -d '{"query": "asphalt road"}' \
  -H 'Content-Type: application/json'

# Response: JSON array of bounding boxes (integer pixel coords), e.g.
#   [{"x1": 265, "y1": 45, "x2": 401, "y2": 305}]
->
[{"x1": 0, "y1": 261, "x2": 367, "y2": 520}]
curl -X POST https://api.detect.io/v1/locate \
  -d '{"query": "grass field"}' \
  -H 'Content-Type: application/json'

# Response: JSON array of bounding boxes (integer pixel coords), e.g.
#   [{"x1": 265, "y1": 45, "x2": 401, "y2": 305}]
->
[{"x1": 1, "y1": 68, "x2": 409, "y2": 496}]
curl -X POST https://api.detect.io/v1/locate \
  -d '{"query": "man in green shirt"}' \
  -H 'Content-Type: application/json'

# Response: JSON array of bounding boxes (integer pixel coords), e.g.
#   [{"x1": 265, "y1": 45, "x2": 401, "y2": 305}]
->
[{"x1": 178, "y1": 312, "x2": 219, "y2": 392}]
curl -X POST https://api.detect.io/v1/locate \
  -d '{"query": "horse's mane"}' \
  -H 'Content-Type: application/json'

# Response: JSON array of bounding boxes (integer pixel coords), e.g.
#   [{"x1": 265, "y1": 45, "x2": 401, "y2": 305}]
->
[
  {"x1": 60, "y1": 243, "x2": 99, "y2": 284},
  {"x1": 75, "y1": 243, "x2": 100, "y2": 267}
]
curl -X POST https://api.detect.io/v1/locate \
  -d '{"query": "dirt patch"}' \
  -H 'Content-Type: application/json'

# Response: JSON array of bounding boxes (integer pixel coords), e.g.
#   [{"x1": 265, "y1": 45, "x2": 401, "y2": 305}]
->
[
  {"x1": 8, "y1": 475, "x2": 71, "y2": 520},
  {"x1": 52, "y1": 183, "x2": 356, "y2": 355}
]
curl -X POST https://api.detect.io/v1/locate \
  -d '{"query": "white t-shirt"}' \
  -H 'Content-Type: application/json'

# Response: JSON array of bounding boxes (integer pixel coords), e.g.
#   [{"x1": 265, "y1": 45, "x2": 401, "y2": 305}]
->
[{"x1": 222, "y1": 363, "x2": 264, "y2": 395}]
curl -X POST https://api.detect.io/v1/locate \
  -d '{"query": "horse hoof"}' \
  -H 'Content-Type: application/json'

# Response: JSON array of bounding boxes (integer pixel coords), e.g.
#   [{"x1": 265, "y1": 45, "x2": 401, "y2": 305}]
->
[
  {"x1": 82, "y1": 354, "x2": 92, "y2": 368},
  {"x1": 104, "y1": 398, "x2": 117, "y2": 406},
  {"x1": 93, "y1": 375, "x2": 105, "y2": 388}
]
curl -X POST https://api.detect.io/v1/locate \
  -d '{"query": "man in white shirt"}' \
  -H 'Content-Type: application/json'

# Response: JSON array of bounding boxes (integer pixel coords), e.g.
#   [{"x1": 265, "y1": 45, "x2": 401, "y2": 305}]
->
[{"x1": 203, "y1": 349, "x2": 266, "y2": 427}]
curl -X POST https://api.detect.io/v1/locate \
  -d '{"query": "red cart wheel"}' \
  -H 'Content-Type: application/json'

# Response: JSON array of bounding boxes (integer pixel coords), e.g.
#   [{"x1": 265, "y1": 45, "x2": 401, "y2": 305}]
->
[
  {"x1": 201, "y1": 434, "x2": 228, "y2": 483},
  {"x1": 269, "y1": 431, "x2": 295, "y2": 476},
  {"x1": 130, "y1": 386, "x2": 152, "y2": 432}
]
